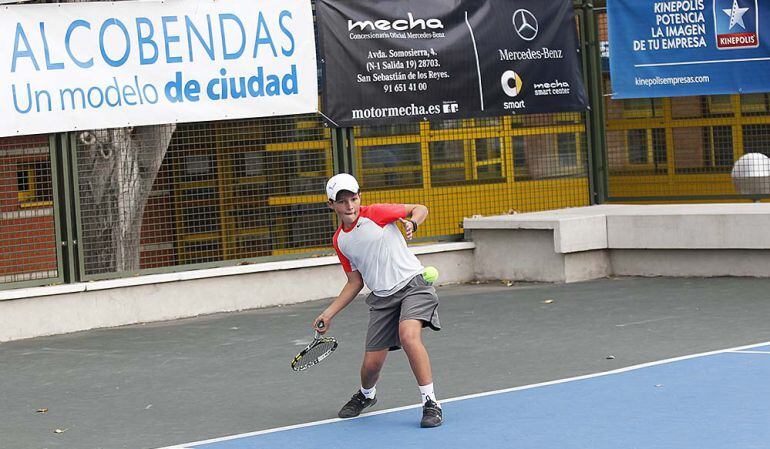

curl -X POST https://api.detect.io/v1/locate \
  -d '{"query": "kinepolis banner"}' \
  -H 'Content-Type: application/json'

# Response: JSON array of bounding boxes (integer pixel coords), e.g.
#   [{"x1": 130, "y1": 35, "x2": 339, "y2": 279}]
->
[
  {"x1": 0, "y1": 0, "x2": 318, "y2": 137},
  {"x1": 608, "y1": 0, "x2": 770, "y2": 99},
  {"x1": 316, "y1": 0, "x2": 588, "y2": 127}
]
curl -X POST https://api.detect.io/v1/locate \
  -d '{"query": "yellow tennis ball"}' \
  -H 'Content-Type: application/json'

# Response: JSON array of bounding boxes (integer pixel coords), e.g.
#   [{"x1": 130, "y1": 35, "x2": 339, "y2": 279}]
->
[{"x1": 423, "y1": 266, "x2": 439, "y2": 284}]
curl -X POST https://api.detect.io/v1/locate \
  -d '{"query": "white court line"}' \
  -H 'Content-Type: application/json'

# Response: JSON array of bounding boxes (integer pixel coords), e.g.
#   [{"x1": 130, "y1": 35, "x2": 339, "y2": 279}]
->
[
  {"x1": 730, "y1": 350, "x2": 770, "y2": 354},
  {"x1": 156, "y1": 340, "x2": 770, "y2": 449},
  {"x1": 615, "y1": 315, "x2": 685, "y2": 327}
]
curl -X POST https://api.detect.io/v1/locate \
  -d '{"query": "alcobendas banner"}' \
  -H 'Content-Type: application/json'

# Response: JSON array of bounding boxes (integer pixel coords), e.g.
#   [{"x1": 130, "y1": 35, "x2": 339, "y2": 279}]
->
[
  {"x1": 316, "y1": 0, "x2": 588, "y2": 127},
  {"x1": 0, "y1": 0, "x2": 318, "y2": 137}
]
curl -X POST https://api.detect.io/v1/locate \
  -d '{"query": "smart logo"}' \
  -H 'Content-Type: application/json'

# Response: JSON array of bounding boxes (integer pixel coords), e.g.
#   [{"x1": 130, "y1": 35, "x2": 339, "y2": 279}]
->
[
  {"x1": 501, "y1": 70, "x2": 523, "y2": 97},
  {"x1": 501, "y1": 70, "x2": 526, "y2": 110},
  {"x1": 714, "y1": 0, "x2": 759, "y2": 49}
]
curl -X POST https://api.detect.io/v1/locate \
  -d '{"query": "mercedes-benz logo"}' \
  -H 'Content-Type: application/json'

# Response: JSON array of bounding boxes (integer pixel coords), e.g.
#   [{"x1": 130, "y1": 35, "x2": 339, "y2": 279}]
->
[{"x1": 512, "y1": 9, "x2": 538, "y2": 41}]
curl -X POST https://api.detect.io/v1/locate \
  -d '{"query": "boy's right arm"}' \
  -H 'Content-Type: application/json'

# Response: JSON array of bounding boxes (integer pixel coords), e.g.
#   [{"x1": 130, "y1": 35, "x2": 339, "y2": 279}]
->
[{"x1": 313, "y1": 270, "x2": 364, "y2": 333}]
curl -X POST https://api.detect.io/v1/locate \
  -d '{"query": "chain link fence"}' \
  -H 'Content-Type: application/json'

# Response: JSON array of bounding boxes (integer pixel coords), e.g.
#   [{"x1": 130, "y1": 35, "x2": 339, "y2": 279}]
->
[
  {"x1": 0, "y1": 135, "x2": 59, "y2": 285},
  {"x1": 1, "y1": 3, "x2": 593, "y2": 287},
  {"x1": 10, "y1": 4, "x2": 770, "y2": 288},
  {"x1": 354, "y1": 113, "x2": 590, "y2": 239},
  {"x1": 71, "y1": 108, "x2": 589, "y2": 279},
  {"x1": 598, "y1": 10, "x2": 770, "y2": 200},
  {"x1": 74, "y1": 115, "x2": 335, "y2": 278}
]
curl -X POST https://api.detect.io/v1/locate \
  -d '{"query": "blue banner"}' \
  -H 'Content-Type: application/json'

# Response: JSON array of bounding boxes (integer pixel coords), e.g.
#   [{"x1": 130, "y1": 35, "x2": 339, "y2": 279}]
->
[{"x1": 607, "y1": 0, "x2": 770, "y2": 98}]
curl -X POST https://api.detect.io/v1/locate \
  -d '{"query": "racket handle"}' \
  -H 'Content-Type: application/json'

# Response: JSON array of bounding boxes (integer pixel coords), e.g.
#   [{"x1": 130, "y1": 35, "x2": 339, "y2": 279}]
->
[
  {"x1": 314, "y1": 319, "x2": 325, "y2": 338},
  {"x1": 313, "y1": 320, "x2": 325, "y2": 340}
]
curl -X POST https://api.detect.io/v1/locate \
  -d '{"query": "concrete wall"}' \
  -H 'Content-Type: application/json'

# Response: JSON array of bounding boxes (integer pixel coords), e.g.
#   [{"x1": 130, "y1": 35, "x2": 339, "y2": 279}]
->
[
  {"x1": 0, "y1": 243, "x2": 475, "y2": 342},
  {"x1": 8, "y1": 203, "x2": 770, "y2": 342},
  {"x1": 611, "y1": 249, "x2": 770, "y2": 277},
  {"x1": 464, "y1": 204, "x2": 770, "y2": 283},
  {"x1": 471, "y1": 229, "x2": 566, "y2": 282},
  {"x1": 469, "y1": 228, "x2": 611, "y2": 283}
]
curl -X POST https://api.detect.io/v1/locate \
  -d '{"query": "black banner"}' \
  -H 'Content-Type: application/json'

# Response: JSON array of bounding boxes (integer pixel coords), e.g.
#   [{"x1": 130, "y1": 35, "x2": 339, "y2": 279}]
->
[{"x1": 317, "y1": 0, "x2": 589, "y2": 127}]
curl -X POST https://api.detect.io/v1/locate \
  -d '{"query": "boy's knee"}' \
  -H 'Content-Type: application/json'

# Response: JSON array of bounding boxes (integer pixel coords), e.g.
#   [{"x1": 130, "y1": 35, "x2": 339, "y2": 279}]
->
[{"x1": 398, "y1": 326, "x2": 422, "y2": 349}]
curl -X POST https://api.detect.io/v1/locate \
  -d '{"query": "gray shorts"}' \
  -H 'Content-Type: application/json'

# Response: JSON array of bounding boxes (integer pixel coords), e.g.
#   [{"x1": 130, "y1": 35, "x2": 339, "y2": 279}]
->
[{"x1": 365, "y1": 274, "x2": 441, "y2": 352}]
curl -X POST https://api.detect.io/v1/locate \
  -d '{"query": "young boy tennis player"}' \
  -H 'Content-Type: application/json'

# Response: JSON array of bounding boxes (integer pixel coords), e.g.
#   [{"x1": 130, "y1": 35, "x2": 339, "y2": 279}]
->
[{"x1": 313, "y1": 173, "x2": 443, "y2": 428}]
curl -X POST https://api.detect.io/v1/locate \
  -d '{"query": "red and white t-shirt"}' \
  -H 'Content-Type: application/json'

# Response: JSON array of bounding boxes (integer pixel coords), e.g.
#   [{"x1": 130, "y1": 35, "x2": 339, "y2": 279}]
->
[{"x1": 333, "y1": 204, "x2": 424, "y2": 297}]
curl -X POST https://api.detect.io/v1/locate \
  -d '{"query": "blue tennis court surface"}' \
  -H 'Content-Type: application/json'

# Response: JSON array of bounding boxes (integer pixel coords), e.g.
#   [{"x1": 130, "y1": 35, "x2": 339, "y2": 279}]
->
[{"x1": 164, "y1": 342, "x2": 770, "y2": 449}]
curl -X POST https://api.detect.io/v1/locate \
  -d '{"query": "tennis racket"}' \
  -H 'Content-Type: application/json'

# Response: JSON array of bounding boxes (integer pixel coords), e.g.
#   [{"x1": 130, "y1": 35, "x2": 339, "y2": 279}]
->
[{"x1": 290, "y1": 320, "x2": 338, "y2": 372}]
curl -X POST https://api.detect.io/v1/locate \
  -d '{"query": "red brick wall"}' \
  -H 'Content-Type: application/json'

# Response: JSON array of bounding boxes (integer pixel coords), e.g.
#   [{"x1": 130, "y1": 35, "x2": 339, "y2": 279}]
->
[{"x1": 0, "y1": 135, "x2": 58, "y2": 278}]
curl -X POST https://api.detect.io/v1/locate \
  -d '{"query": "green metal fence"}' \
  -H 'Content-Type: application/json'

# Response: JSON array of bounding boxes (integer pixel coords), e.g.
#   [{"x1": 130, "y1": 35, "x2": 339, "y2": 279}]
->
[
  {"x1": 4, "y1": 1, "x2": 769, "y2": 290},
  {"x1": 71, "y1": 116, "x2": 337, "y2": 280},
  {"x1": 0, "y1": 1, "x2": 595, "y2": 289},
  {"x1": 0, "y1": 135, "x2": 63, "y2": 288},
  {"x1": 596, "y1": 6, "x2": 770, "y2": 202}
]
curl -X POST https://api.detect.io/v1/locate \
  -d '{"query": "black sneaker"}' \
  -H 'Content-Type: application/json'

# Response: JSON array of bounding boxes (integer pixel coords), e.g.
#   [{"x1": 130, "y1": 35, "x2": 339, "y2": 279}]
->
[
  {"x1": 338, "y1": 391, "x2": 377, "y2": 418},
  {"x1": 420, "y1": 399, "x2": 443, "y2": 428}
]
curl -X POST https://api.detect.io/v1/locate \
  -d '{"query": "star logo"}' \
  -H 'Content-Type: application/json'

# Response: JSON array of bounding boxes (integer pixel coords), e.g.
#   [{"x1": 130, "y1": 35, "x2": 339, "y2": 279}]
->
[
  {"x1": 512, "y1": 9, "x2": 538, "y2": 41},
  {"x1": 723, "y1": 0, "x2": 749, "y2": 29},
  {"x1": 714, "y1": 0, "x2": 759, "y2": 49}
]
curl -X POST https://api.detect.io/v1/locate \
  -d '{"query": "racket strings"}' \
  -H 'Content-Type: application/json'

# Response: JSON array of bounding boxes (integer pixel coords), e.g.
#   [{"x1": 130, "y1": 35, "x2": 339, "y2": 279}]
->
[{"x1": 296, "y1": 339, "x2": 337, "y2": 369}]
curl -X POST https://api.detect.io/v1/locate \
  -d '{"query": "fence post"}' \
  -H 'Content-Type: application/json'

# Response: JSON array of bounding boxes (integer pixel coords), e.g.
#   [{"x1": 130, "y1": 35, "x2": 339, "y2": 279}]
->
[
  {"x1": 53, "y1": 132, "x2": 80, "y2": 284},
  {"x1": 579, "y1": 1, "x2": 608, "y2": 204},
  {"x1": 332, "y1": 127, "x2": 356, "y2": 175}
]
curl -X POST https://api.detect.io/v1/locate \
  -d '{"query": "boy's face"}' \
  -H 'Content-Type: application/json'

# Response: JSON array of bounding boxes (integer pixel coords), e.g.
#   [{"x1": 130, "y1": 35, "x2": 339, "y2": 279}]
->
[{"x1": 328, "y1": 190, "x2": 361, "y2": 227}]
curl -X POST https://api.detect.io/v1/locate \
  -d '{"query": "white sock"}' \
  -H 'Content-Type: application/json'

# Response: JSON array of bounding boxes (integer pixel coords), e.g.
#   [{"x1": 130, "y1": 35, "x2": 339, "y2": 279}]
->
[
  {"x1": 419, "y1": 383, "x2": 440, "y2": 406},
  {"x1": 360, "y1": 385, "x2": 376, "y2": 399}
]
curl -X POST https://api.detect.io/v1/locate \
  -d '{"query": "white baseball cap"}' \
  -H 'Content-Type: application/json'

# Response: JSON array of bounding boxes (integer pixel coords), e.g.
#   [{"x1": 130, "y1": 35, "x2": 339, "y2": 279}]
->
[{"x1": 326, "y1": 173, "x2": 360, "y2": 201}]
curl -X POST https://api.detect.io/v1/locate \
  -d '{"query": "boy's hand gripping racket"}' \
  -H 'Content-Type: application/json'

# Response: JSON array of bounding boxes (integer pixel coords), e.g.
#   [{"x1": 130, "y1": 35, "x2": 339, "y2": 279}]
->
[{"x1": 291, "y1": 320, "x2": 338, "y2": 372}]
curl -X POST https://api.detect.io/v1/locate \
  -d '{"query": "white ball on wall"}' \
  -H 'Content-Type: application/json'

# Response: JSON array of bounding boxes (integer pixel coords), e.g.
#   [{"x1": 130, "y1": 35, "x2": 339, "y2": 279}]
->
[{"x1": 732, "y1": 153, "x2": 770, "y2": 196}]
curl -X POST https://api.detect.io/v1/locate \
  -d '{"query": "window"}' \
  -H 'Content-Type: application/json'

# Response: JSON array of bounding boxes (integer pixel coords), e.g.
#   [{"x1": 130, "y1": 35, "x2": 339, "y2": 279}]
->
[
  {"x1": 16, "y1": 162, "x2": 53, "y2": 206},
  {"x1": 652, "y1": 128, "x2": 667, "y2": 167},
  {"x1": 474, "y1": 138, "x2": 505, "y2": 181},
  {"x1": 428, "y1": 138, "x2": 505, "y2": 186},
  {"x1": 623, "y1": 97, "x2": 663, "y2": 118},
  {"x1": 511, "y1": 136, "x2": 529, "y2": 180},
  {"x1": 429, "y1": 140, "x2": 465, "y2": 185},
  {"x1": 674, "y1": 126, "x2": 733, "y2": 173},
  {"x1": 17, "y1": 169, "x2": 30, "y2": 194},
  {"x1": 359, "y1": 143, "x2": 423, "y2": 189},
  {"x1": 475, "y1": 138, "x2": 504, "y2": 182},
  {"x1": 430, "y1": 119, "x2": 464, "y2": 130},
  {"x1": 627, "y1": 129, "x2": 648, "y2": 164},
  {"x1": 357, "y1": 123, "x2": 420, "y2": 138},
  {"x1": 704, "y1": 126, "x2": 733, "y2": 168},
  {"x1": 234, "y1": 151, "x2": 265, "y2": 178},
  {"x1": 557, "y1": 133, "x2": 578, "y2": 167},
  {"x1": 743, "y1": 124, "x2": 770, "y2": 156},
  {"x1": 741, "y1": 93, "x2": 770, "y2": 115},
  {"x1": 705, "y1": 95, "x2": 733, "y2": 116},
  {"x1": 182, "y1": 154, "x2": 215, "y2": 182},
  {"x1": 625, "y1": 128, "x2": 666, "y2": 169}
]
